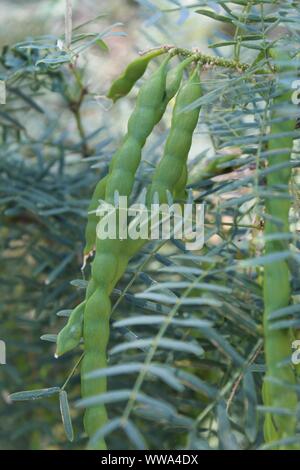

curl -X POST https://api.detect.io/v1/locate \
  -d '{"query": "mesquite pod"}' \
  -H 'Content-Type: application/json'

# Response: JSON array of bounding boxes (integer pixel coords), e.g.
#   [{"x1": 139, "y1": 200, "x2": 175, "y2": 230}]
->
[
  {"x1": 81, "y1": 243, "x2": 118, "y2": 449},
  {"x1": 262, "y1": 48, "x2": 299, "y2": 449},
  {"x1": 148, "y1": 66, "x2": 202, "y2": 204},
  {"x1": 126, "y1": 68, "x2": 202, "y2": 255},
  {"x1": 107, "y1": 47, "x2": 167, "y2": 102},
  {"x1": 83, "y1": 55, "x2": 194, "y2": 257},
  {"x1": 173, "y1": 162, "x2": 188, "y2": 201},
  {"x1": 105, "y1": 56, "x2": 172, "y2": 203},
  {"x1": 161, "y1": 55, "x2": 196, "y2": 111},
  {"x1": 106, "y1": 55, "x2": 200, "y2": 203},
  {"x1": 84, "y1": 175, "x2": 108, "y2": 256},
  {"x1": 56, "y1": 302, "x2": 85, "y2": 357},
  {"x1": 67, "y1": 179, "x2": 107, "y2": 361}
]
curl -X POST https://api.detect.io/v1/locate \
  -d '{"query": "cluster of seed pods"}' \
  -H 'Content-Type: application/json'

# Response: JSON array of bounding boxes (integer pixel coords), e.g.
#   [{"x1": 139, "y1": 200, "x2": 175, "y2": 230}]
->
[
  {"x1": 55, "y1": 45, "x2": 299, "y2": 450},
  {"x1": 56, "y1": 49, "x2": 203, "y2": 448}
]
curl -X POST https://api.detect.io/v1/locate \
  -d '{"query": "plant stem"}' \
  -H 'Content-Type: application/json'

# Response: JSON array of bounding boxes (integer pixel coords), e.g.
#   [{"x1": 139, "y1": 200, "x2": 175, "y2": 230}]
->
[
  {"x1": 173, "y1": 47, "x2": 249, "y2": 71},
  {"x1": 61, "y1": 353, "x2": 84, "y2": 391}
]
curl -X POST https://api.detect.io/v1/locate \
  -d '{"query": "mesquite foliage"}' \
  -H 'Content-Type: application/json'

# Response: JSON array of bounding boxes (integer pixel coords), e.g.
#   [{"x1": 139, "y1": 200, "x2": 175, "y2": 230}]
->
[{"x1": 6, "y1": 1, "x2": 300, "y2": 451}]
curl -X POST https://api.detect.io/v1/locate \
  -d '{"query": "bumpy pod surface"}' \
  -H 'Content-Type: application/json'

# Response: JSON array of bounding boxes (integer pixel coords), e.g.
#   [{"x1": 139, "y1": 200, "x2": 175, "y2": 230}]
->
[
  {"x1": 107, "y1": 48, "x2": 166, "y2": 102},
  {"x1": 105, "y1": 56, "x2": 171, "y2": 203},
  {"x1": 125, "y1": 67, "x2": 201, "y2": 256},
  {"x1": 263, "y1": 48, "x2": 299, "y2": 449},
  {"x1": 56, "y1": 302, "x2": 85, "y2": 357},
  {"x1": 81, "y1": 239, "x2": 119, "y2": 449},
  {"x1": 173, "y1": 162, "x2": 188, "y2": 201},
  {"x1": 148, "y1": 66, "x2": 202, "y2": 204},
  {"x1": 55, "y1": 185, "x2": 105, "y2": 379},
  {"x1": 81, "y1": 287, "x2": 111, "y2": 449},
  {"x1": 84, "y1": 175, "x2": 108, "y2": 256},
  {"x1": 83, "y1": 56, "x2": 194, "y2": 257},
  {"x1": 159, "y1": 55, "x2": 196, "y2": 115}
]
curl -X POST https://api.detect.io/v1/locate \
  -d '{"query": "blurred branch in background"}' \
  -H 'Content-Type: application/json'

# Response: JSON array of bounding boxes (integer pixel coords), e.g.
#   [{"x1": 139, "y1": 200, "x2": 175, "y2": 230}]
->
[{"x1": 65, "y1": 0, "x2": 73, "y2": 49}]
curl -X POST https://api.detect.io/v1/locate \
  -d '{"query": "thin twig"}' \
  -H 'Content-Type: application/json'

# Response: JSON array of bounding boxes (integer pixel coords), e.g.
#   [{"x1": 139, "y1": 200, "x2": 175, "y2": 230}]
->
[
  {"x1": 195, "y1": 339, "x2": 263, "y2": 428},
  {"x1": 226, "y1": 340, "x2": 263, "y2": 412},
  {"x1": 61, "y1": 353, "x2": 84, "y2": 391}
]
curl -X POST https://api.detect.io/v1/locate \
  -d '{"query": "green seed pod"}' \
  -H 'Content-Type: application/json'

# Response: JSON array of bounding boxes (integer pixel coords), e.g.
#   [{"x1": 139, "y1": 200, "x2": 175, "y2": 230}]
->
[
  {"x1": 105, "y1": 55, "x2": 171, "y2": 204},
  {"x1": 55, "y1": 302, "x2": 85, "y2": 357},
  {"x1": 83, "y1": 56, "x2": 195, "y2": 258},
  {"x1": 91, "y1": 250, "x2": 119, "y2": 288},
  {"x1": 148, "y1": 66, "x2": 202, "y2": 204},
  {"x1": 81, "y1": 287, "x2": 111, "y2": 450},
  {"x1": 173, "y1": 165, "x2": 188, "y2": 201},
  {"x1": 107, "y1": 48, "x2": 167, "y2": 102},
  {"x1": 84, "y1": 175, "x2": 108, "y2": 256},
  {"x1": 81, "y1": 232, "x2": 130, "y2": 448},
  {"x1": 125, "y1": 62, "x2": 201, "y2": 256},
  {"x1": 163, "y1": 55, "x2": 196, "y2": 106},
  {"x1": 263, "y1": 47, "x2": 299, "y2": 449}
]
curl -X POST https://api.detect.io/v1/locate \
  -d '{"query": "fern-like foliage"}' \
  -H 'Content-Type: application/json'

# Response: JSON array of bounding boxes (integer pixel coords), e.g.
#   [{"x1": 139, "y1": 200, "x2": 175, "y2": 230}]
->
[{"x1": 2, "y1": 1, "x2": 300, "y2": 450}]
